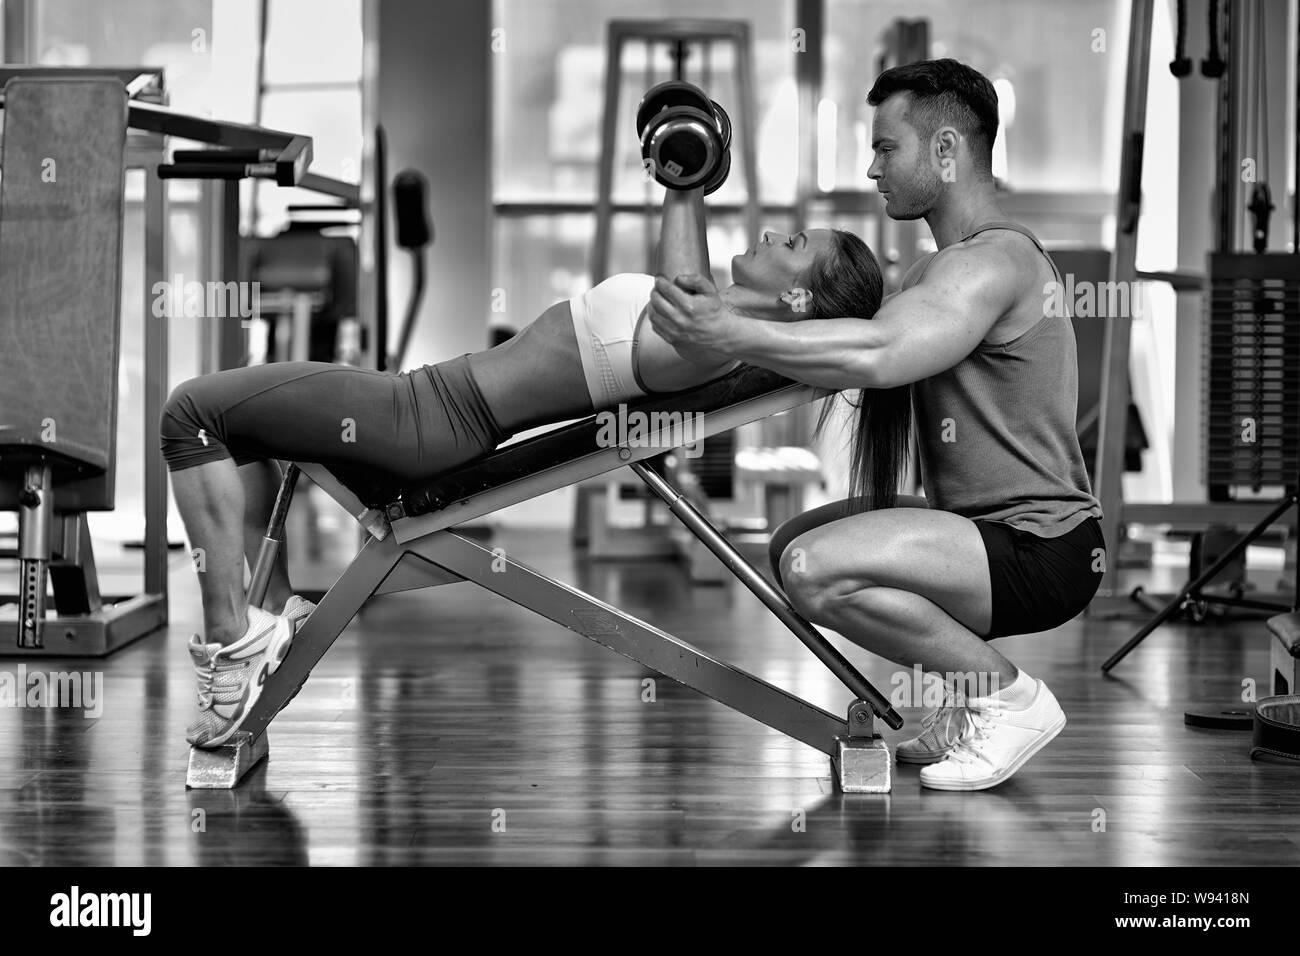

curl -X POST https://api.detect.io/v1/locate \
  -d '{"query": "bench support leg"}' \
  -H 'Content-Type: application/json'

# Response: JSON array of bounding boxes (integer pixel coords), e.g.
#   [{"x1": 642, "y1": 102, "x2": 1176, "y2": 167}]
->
[
  {"x1": 833, "y1": 700, "x2": 892, "y2": 793},
  {"x1": 187, "y1": 731, "x2": 270, "y2": 789},
  {"x1": 406, "y1": 529, "x2": 851, "y2": 757}
]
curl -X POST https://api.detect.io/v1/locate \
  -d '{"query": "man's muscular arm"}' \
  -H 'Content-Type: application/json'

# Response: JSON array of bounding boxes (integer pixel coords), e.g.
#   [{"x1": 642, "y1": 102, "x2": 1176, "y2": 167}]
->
[{"x1": 683, "y1": 242, "x2": 1021, "y2": 389}]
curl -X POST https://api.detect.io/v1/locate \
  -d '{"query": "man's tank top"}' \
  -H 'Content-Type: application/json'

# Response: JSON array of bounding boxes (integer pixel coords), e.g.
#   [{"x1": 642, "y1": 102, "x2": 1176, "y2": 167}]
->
[{"x1": 909, "y1": 221, "x2": 1103, "y2": 537}]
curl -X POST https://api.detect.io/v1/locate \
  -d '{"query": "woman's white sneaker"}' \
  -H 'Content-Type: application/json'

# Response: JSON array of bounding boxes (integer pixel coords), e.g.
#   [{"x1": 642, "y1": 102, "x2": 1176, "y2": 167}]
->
[
  {"x1": 919, "y1": 678, "x2": 1066, "y2": 791},
  {"x1": 281, "y1": 594, "x2": 316, "y2": 632},
  {"x1": 186, "y1": 605, "x2": 295, "y2": 749}
]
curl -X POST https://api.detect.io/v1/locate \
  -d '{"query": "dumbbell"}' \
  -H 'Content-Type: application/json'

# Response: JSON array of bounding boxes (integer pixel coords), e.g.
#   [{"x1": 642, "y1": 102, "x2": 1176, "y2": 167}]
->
[{"x1": 636, "y1": 80, "x2": 732, "y2": 194}]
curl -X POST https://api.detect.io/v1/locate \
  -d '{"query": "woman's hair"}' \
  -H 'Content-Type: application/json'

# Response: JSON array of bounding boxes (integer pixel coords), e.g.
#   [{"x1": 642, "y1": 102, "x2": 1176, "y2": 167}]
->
[{"x1": 802, "y1": 230, "x2": 912, "y2": 514}]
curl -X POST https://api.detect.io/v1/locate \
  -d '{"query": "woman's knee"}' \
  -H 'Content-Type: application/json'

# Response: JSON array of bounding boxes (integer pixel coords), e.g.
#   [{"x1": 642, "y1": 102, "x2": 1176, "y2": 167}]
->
[
  {"x1": 160, "y1": 376, "x2": 229, "y2": 471},
  {"x1": 161, "y1": 378, "x2": 201, "y2": 441}
]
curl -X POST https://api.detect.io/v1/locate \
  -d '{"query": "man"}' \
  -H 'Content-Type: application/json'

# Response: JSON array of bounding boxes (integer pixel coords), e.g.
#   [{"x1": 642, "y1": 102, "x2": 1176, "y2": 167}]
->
[{"x1": 647, "y1": 58, "x2": 1104, "y2": 791}]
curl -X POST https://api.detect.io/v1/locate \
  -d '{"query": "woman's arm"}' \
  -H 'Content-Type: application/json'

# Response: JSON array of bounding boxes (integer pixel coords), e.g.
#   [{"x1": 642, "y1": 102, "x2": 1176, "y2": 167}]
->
[{"x1": 654, "y1": 187, "x2": 712, "y2": 285}]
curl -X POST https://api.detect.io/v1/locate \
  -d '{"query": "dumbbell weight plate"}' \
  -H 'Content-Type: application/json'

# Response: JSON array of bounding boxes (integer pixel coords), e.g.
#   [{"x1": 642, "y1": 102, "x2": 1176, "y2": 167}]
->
[
  {"x1": 643, "y1": 107, "x2": 722, "y2": 189},
  {"x1": 636, "y1": 80, "x2": 717, "y2": 139},
  {"x1": 711, "y1": 100, "x2": 732, "y2": 151},
  {"x1": 702, "y1": 147, "x2": 731, "y2": 195}
]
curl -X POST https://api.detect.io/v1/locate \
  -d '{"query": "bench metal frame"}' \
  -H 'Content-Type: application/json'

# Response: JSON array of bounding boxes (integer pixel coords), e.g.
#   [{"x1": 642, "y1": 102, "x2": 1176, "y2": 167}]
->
[{"x1": 187, "y1": 374, "x2": 902, "y2": 792}]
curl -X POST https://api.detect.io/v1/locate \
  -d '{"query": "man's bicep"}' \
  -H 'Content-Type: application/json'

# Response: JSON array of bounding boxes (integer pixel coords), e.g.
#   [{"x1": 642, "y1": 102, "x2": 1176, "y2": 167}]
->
[{"x1": 868, "y1": 249, "x2": 1016, "y2": 387}]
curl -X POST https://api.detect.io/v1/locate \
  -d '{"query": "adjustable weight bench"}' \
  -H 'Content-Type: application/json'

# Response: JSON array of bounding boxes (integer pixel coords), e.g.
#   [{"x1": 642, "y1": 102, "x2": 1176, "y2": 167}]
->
[{"x1": 186, "y1": 365, "x2": 904, "y2": 791}]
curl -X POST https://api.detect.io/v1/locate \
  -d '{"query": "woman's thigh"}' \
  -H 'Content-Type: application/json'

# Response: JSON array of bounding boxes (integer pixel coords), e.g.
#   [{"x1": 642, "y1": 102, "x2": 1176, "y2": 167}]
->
[{"x1": 202, "y1": 363, "x2": 405, "y2": 467}]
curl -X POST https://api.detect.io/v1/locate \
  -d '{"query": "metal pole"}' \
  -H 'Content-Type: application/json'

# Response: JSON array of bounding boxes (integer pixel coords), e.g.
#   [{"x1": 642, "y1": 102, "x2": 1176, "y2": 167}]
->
[
  {"x1": 144, "y1": 157, "x2": 170, "y2": 598},
  {"x1": 247, "y1": 464, "x2": 300, "y2": 609},
  {"x1": 1094, "y1": 0, "x2": 1155, "y2": 599},
  {"x1": 1103, "y1": 493, "x2": 1298, "y2": 671},
  {"x1": 630, "y1": 460, "x2": 903, "y2": 728},
  {"x1": 591, "y1": 23, "x2": 622, "y2": 283}
]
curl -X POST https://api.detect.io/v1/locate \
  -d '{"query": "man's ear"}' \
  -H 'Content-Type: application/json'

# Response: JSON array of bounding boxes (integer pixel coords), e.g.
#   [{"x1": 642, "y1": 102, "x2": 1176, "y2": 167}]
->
[
  {"x1": 934, "y1": 126, "x2": 959, "y2": 182},
  {"x1": 780, "y1": 287, "x2": 813, "y2": 315},
  {"x1": 934, "y1": 126, "x2": 959, "y2": 159}
]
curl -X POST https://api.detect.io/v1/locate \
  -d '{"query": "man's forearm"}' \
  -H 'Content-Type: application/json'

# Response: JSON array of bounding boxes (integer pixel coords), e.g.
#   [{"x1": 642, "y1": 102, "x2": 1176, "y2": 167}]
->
[
  {"x1": 656, "y1": 188, "x2": 711, "y2": 282},
  {"x1": 723, "y1": 315, "x2": 886, "y2": 390}
]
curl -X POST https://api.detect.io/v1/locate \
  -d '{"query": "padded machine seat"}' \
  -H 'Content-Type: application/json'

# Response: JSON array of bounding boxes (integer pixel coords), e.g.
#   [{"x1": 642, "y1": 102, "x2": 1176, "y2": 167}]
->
[
  {"x1": 0, "y1": 432, "x2": 110, "y2": 482},
  {"x1": 384, "y1": 364, "x2": 797, "y2": 520},
  {"x1": 0, "y1": 77, "x2": 128, "y2": 508}
]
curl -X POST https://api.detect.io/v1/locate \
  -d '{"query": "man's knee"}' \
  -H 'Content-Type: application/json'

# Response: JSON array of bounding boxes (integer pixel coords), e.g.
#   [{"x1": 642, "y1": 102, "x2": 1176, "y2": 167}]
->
[
  {"x1": 769, "y1": 530, "x2": 794, "y2": 587},
  {"x1": 778, "y1": 533, "x2": 842, "y2": 617},
  {"x1": 769, "y1": 511, "x2": 821, "y2": 588}
]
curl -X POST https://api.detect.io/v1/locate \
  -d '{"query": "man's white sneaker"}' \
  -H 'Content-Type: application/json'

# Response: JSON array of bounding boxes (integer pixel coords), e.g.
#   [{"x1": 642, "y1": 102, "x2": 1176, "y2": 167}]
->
[
  {"x1": 919, "y1": 678, "x2": 1066, "y2": 791},
  {"x1": 896, "y1": 688, "x2": 972, "y2": 765}
]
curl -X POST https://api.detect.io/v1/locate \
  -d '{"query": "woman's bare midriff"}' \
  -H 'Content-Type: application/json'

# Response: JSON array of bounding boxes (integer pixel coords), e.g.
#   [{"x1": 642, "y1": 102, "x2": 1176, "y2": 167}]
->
[{"x1": 464, "y1": 301, "x2": 592, "y2": 434}]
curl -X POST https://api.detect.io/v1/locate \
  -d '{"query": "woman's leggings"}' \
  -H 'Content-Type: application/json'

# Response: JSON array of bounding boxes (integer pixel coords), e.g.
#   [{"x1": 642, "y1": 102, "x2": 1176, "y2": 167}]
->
[{"x1": 159, "y1": 355, "x2": 510, "y2": 507}]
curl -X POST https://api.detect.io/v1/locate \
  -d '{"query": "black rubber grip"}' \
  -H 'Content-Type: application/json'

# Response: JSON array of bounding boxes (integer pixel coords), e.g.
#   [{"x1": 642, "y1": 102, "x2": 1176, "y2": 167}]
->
[{"x1": 158, "y1": 162, "x2": 255, "y2": 180}]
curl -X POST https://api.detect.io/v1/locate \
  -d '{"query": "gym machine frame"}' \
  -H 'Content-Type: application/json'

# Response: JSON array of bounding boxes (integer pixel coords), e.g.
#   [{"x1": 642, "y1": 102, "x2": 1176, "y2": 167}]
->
[
  {"x1": 1093, "y1": 1, "x2": 1300, "y2": 670},
  {"x1": 188, "y1": 368, "x2": 903, "y2": 792},
  {"x1": 0, "y1": 68, "x2": 354, "y2": 656},
  {"x1": 0, "y1": 69, "x2": 170, "y2": 656}
]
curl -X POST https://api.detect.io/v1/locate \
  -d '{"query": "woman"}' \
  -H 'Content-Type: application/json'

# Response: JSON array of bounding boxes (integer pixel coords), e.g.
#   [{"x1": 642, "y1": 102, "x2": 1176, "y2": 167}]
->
[{"x1": 163, "y1": 184, "x2": 907, "y2": 747}]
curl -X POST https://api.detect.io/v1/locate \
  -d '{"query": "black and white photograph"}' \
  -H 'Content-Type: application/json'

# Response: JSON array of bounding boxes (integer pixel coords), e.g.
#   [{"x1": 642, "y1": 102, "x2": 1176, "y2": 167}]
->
[{"x1": 0, "y1": 0, "x2": 1293, "y2": 924}]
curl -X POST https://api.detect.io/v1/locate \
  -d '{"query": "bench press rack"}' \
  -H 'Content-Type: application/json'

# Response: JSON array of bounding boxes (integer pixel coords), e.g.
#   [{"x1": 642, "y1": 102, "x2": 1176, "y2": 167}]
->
[{"x1": 187, "y1": 366, "x2": 903, "y2": 792}]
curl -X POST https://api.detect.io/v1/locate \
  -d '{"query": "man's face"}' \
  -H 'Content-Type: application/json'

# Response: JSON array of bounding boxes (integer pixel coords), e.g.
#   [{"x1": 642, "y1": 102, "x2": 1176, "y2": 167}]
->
[{"x1": 867, "y1": 93, "x2": 944, "y2": 221}]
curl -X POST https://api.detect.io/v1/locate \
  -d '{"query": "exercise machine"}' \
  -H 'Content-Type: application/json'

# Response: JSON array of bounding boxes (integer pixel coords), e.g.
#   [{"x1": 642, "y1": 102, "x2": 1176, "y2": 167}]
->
[
  {"x1": 0, "y1": 77, "x2": 147, "y2": 655},
  {"x1": 0, "y1": 68, "x2": 350, "y2": 656},
  {"x1": 1095, "y1": 0, "x2": 1299, "y2": 672}
]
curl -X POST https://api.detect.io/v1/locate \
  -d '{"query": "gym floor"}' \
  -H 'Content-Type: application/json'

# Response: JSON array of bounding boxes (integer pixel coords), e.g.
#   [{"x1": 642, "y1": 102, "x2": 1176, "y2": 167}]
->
[{"x1": 2, "y1": 525, "x2": 1296, "y2": 866}]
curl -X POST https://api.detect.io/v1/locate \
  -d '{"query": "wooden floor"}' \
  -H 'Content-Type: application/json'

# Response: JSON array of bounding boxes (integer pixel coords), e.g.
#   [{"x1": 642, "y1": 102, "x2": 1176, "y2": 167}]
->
[{"x1": 1, "y1": 526, "x2": 1298, "y2": 866}]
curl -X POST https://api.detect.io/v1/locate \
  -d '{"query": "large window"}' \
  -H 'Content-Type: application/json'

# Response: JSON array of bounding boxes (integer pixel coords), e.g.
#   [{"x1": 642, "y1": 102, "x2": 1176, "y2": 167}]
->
[
  {"x1": 491, "y1": 0, "x2": 1130, "y2": 314},
  {"x1": 493, "y1": 0, "x2": 798, "y2": 319},
  {"x1": 495, "y1": 0, "x2": 796, "y2": 204},
  {"x1": 823, "y1": 0, "x2": 1128, "y2": 196},
  {"x1": 252, "y1": 0, "x2": 363, "y2": 232},
  {"x1": 16, "y1": 0, "x2": 362, "y2": 542},
  {"x1": 25, "y1": 0, "x2": 213, "y2": 544}
]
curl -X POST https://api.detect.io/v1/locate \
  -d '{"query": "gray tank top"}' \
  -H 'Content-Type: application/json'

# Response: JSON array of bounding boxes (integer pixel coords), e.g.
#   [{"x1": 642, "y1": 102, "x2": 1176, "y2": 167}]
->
[{"x1": 909, "y1": 220, "x2": 1103, "y2": 538}]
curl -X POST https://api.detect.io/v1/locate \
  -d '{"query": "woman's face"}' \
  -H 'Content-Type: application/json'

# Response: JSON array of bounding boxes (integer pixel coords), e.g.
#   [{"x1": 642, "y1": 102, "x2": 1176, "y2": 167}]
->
[{"x1": 731, "y1": 227, "x2": 835, "y2": 296}]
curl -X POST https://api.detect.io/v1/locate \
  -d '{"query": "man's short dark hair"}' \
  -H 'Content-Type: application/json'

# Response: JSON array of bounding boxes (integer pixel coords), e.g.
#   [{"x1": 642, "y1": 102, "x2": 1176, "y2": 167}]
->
[{"x1": 867, "y1": 58, "x2": 999, "y2": 169}]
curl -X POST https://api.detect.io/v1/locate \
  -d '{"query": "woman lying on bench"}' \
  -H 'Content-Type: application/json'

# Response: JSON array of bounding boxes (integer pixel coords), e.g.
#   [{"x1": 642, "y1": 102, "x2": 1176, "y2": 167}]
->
[{"x1": 161, "y1": 183, "x2": 905, "y2": 748}]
